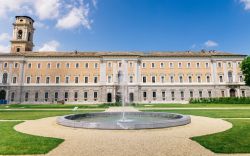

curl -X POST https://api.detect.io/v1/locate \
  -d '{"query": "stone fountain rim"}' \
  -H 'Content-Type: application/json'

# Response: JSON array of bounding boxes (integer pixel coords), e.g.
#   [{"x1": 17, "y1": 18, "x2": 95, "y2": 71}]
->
[{"x1": 57, "y1": 112, "x2": 191, "y2": 130}]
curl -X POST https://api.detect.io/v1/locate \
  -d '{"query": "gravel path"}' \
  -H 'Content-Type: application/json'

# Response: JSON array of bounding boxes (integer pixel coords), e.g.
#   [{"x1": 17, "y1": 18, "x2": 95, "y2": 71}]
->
[{"x1": 14, "y1": 115, "x2": 237, "y2": 156}]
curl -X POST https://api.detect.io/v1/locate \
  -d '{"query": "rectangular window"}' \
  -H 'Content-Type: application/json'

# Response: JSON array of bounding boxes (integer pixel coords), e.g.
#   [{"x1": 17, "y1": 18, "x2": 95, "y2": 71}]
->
[
  {"x1": 66, "y1": 63, "x2": 70, "y2": 68},
  {"x1": 171, "y1": 91, "x2": 175, "y2": 101},
  {"x1": 94, "y1": 92, "x2": 98, "y2": 101},
  {"x1": 169, "y1": 62, "x2": 173, "y2": 68},
  {"x1": 56, "y1": 63, "x2": 60, "y2": 68},
  {"x1": 46, "y1": 77, "x2": 50, "y2": 84},
  {"x1": 151, "y1": 63, "x2": 155, "y2": 68},
  {"x1": 162, "y1": 91, "x2": 166, "y2": 101},
  {"x1": 161, "y1": 76, "x2": 165, "y2": 83},
  {"x1": 84, "y1": 92, "x2": 88, "y2": 101},
  {"x1": 219, "y1": 76, "x2": 223, "y2": 83},
  {"x1": 207, "y1": 76, "x2": 210, "y2": 83},
  {"x1": 208, "y1": 91, "x2": 212, "y2": 98},
  {"x1": 36, "y1": 77, "x2": 40, "y2": 84},
  {"x1": 143, "y1": 76, "x2": 147, "y2": 83},
  {"x1": 129, "y1": 76, "x2": 133, "y2": 83},
  {"x1": 218, "y1": 62, "x2": 222, "y2": 68},
  {"x1": 221, "y1": 91, "x2": 225, "y2": 97},
  {"x1": 94, "y1": 63, "x2": 98, "y2": 69},
  {"x1": 35, "y1": 92, "x2": 39, "y2": 102},
  {"x1": 47, "y1": 63, "x2": 51, "y2": 68},
  {"x1": 4, "y1": 62, "x2": 8, "y2": 68},
  {"x1": 28, "y1": 63, "x2": 31, "y2": 68},
  {"x1": 242, "y1": 90, "x2": 246, "y2": 97},
  {"x1": 108, "y1": 62, "x2": 111, "y2": 68},
  {"x1": 206, "y1": 63, "x2": 209, "y2": 68},
  {"x1": 75, "y1": 77, "x2": 79, "y2": 83},
  {"x1": 14, "y1": 63, "x2": 18, "y2": 68},
  {"x1": 37, "y1": 63, "x2": 41, "y2": 69},
  {"x1": 75, "y1": 63, "x2": 79, "y2": 68},
  {"x1": 12, "y1": 77, "x2": 17, "y2": 84},
  {"x1": 65, "y1": 76, "x2": 69, "y2": 83},
  {"x1": 64, "y1": 92, "x2": 69, "y2": 101},
  {"x1": 143, "y1": 92, "x2": 147, "y2": 100},
  {"x1": 152, "y1": 76, "x2": 156, "y2": 83},
  {"x1": 160, "y1": 62, "x2": 164, "y2": 68},
  {"x1": 26, "y1": 77, "x2": 31, "y2": 84},
  {"x1": 196, "y1": 62, "x2": 200, "y2": 68},
  {"x1": 178, "y1": 62, "x2": 182, "y2": 68},
  {"x1": 129, "y1": 62, "x2": 133, "y2": 67},
  {"x1": 199, "y1": 91, "x2": 203, "y2": 98},
  {"x1": 118, "y1": 62, "x2": 122, "y2": 68},
  {"x1": 188, "y1": 76, "x2": 192, "y2": 83},
  {"x1": 170, "y1": 76, "x2": 174, "y2": 83},
  {"x1": 187, "y1": 62, "x2": 191, "y2": 68},
  {"x1": 142, "y1": 63, "x2": 146, "y2": 68},
  {"x1": 25, "y1": 92, "x2": 29, "y2": 102},
  {"x1": 152, "y1": 91, "x2": 156, "y2": 100},
  {"x1": 74, "y1": 92, "x2": 78, "y2": 101},
  {"x1": 11, "y1": 92, "x2": 15, "y2": 102},
  {"x1": 85, "y1": 77, "x2": 88, "y2": 83},
  {"x1": 239, "y1": 76, "x2": 243, "y2": 82},
  {"x1": 94, "y1": 77, "x2": 98, "y2": 83},
  {"x1": 44, "y1": 92, "x2": 49, "y2": 102},
  {"x1": 179, "y1": 76, "x2": 183, "y2": 83},
  {"x1": 56, "y1": 77, "x2": 60, "y2": 84},
  {"x1": 197, "y1": 76, "x2": 201, "y2": 83},
  {"x1": 108, "y1": 76, "x2": 112, "y2": 83},
  {"x1": 54, "y1": 92, "x2": 58, "y2": 101},
  {"x1": 190, "y1": 91, "x2": 193, "y2": 99},
  {"x1": 85, "y1": 63, "x2": 89, "y2": 68},
  {"x1": 181, "y1": 91, "x2": 184, "y2": 100}
]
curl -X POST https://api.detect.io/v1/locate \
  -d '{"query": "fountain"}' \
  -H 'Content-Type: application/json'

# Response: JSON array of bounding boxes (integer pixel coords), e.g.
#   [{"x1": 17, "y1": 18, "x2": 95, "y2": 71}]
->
[{"x1": 57, "y1": 60, "x2": 191, "y2": 129}]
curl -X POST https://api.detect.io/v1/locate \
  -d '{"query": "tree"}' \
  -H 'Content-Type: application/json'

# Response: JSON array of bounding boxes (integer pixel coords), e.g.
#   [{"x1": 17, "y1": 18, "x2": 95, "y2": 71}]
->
[{"x1": 241, "y1": 56, "x2": 250, "y2": 86}]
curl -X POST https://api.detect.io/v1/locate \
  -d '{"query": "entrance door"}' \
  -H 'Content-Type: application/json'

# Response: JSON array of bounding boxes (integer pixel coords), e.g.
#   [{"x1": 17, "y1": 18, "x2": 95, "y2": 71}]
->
[
  {"x1": 0, "y1": 90, "x2": 6, "y2": 100},
  {"x1": 230, "y1": 89, "x2": 236, "y2": 97},
  {"x1": 107, "y1": 93, "x2": 112, "y2": 102},
  {"x1": 129, "y1": 93, "x2": 134, "y2": 103}
]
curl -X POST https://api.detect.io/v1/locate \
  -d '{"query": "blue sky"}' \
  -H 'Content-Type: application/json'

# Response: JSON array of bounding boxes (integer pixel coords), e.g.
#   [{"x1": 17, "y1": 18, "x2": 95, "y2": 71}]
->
[{"x1": 0, "y1": 0, "x2": 250, "y2": 55}]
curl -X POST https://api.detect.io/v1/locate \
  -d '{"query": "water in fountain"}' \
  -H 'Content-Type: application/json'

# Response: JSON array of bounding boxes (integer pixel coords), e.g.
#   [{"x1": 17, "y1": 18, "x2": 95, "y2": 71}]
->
[{"x1": 118, "y1": 60, "x2": 133, "y2": 123}]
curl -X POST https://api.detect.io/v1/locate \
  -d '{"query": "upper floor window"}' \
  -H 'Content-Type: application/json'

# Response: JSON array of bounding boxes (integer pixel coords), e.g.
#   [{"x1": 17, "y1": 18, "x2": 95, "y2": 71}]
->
[
  {"x1": 65, "y1": 76, "x2": 69, "y2": 83},
  {"x1": 239, "y1": 76, "x2": 244, "y2": 82},
  {"x1": 26, "y1": 77, "x2": 31, "y2": 84},
  {"x1": 108, "y1": 76, "x2": 112, "y2": 83},
  {"x1": 129, "y1": 62, "x2": 133, "y2": 67},
  {"x1": 12, "y1": 77, "x2": 17, "y2": 84},
  {"x1": 205, "y1": 63, "x2": 209, "y2": 68},
  {"x1": 28, "y1": 63, "x2": 31, "y2": 68},
  {"x1": 142, "y1": 76, "x2": 147, "y2": 83},
  {"x1": 84, "y1": 77, "x2": 88, "y2": 83},
  {"x1": 228, "y1": 62, "x2": 232, "y2": 68},
  {"x1": 46, "y1": 77, "x2": 50, "y2": 84},
  {"x1": 56, "y1": 63, "x2": 60, "y2": 69},
  {"x1": 17, "y1": 30, "x2": 23, "y2": 39},
  {"x1": 197, "y1": 76, "x2": 201, "y2": 83},
  {"x1": 218, "y1": 62, "x2": 222, "y2": 68},
  {"x1": 152, "y1": 76, "x2": 156, "y2": 83},
  {"x1": 151, "y1": 63, "x2": 155, "y2": 68},
  {"x1": 170, "y1": 76, "x2": 174, "y2": 83},
  {"x1": 129, "y1": 76, "x2": 133, "y2": 83},
  {"x1": 37, "y1": 63, "x2": 41, "y2": 69},
  {"x1": 196, "y1": 62, "x2": 200, "y2": 68},
  {"x1": 187, "y1": 62, "x2": 191, "y2": 68},
  {"x1": 237, "y1": 62, "x2": 241, "y2": 67},
  {"x1": 206, "y1": 76, "x2": 211, "y2": 83},
  {"x1": 75, "y1": 77, "x2": 79, "y2": 83},
  {"x1": 178, "y1": 63, "x2": 182, "y2": 68},
  {"x1": 94, "y1": 63, "x2": 98, "y2": 69},
  {"x1": 142, "y1": 63, "x2": 146, "y2": 68},
  {"x1": 219, "y1": 76, "x2": 223, "y2": 83},
  {"x1": 47, "y1": 63, "x2": 51, "y2": 69},
  {"x1": 56, "y1": 76, "x2": 60, "y2": 84},
  {"x1": 66, "y1": 63, "x2": 70, "y2": 68},
  {"x1": 85, "y1": 63, "x2": 89, "y2": 68},
  {"x1": 36, "y1": 77, "x2": 40, "y2": 84},
  {"x1": 179, "y1": 76, "x2": 183, "y2": 83},
  {"x1": 169, "y1": 62, "x2": 174, "y2": 68},
  {"x1": 75, "y1": 63, "x2": 79, "y2": 68},
  {"x1": 160, "y1": 62, "x2": 164, "y2": 68},
  {"x1": 188, "y1": 76, "x2": 192, "y2": 83},
  {"x1": 14, "y1": 63, "x2": 18, "y2": 68},
  {"x1": 94, "y1": 76, "x2": 98, "y2": 83},
  {"x1": 4, "y1": 63, "x2": 8, "y2": 68},
  {"x1": 118, "y1": 62, "x2": 122, "y2": 68},
  {"x1": 161, "y1": 76, "x2": 165, "y2": 83},
  {"x1": 108, "y1": 62, "x2": 111, "y2": 68}
]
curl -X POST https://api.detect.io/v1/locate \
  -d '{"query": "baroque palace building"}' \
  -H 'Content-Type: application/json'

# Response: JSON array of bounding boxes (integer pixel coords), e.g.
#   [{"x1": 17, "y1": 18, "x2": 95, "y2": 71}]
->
[{"x1": 0, "y1": 16, "x2": 249, "y2": 104}]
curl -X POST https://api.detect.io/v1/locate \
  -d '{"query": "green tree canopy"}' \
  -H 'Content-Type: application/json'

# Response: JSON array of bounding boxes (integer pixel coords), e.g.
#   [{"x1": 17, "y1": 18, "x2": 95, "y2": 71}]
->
[{"x1": 241, "y1": 56, "x2": 250, "y2": 86}]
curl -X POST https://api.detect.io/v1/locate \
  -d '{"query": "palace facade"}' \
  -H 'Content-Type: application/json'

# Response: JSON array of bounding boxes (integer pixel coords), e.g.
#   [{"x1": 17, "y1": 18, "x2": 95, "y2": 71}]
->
[{"x1": 0, "y1": 16, "x2": 249, "y2": 104}]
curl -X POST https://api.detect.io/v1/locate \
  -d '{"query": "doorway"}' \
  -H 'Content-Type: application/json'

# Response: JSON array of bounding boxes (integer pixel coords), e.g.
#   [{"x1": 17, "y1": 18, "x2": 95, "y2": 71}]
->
[
  {"x1": 230, "y1": 89, "x2": 236, "y2": 97},
  {"x1": 107, "y1": 93, "x2": 112, "y2": 102}
]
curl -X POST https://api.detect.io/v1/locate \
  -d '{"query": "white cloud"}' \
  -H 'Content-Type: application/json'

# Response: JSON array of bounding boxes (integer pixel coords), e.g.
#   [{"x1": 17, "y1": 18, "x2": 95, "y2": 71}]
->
[
  {"x1": 38, "y1": 40, "x2": 60, "y2": 51},
  {"x1": 204, "y1": 40, "x2": 218, "y2": 48},
  {"x1": 0, "y1": 33, "x2": 11, "y2": 41},
  {"x1": 92, "y1": 0, "x2": 97, "y2": 8},
  {"x1": 34, "y1": 21, "x2": 49, "y2": 29},
  {"x1": 0, "y1": 44, "x2": 10, "y2": 53},
  {"x1": 34, "y1": 0, "x2": 61, "y2": 20},
  {"x1": 56, "y1": 5, "x2": 91, "y2": 29},
  {"x1": 240, "y1": 0, "x2": 250, "y2": 10}
]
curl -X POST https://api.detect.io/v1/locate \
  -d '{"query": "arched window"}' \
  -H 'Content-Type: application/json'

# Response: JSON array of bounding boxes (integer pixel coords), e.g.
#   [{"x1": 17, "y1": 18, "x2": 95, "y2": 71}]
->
[
  {"x1": 17, "y1": 30, "x2": 23, "y2": 39},
  {"x1": 2, "y1": 73, "x2": 8, "y2": 84},
  {"x1": 206, "y1": 76, "x2": 210, "y2": 83}
]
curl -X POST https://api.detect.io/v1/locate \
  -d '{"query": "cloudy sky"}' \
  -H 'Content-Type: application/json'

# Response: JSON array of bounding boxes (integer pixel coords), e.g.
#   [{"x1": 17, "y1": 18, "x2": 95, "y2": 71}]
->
[{"x1": 0, "y1": 0, "x2": 250, "y2": 55}]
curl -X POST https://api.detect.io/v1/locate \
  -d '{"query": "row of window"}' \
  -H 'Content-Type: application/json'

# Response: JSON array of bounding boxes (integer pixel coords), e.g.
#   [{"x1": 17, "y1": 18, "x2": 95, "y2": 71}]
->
[
  {"x1": 8, "y1": 74, "x2": 244, "y2": 84},
  {"x1": 10, "y1": 91, "x2": 99, "y2": 102},
  {"x1": 1, "y1": 61, "x2": 241, "y2": 69}
]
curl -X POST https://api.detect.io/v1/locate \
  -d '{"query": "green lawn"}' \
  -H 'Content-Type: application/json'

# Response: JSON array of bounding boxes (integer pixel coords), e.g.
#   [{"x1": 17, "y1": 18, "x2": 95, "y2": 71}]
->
[
  {"x1": 144, "y1": 109, "x2": 250, "y2": 118},
  {"x1": 192, "y1": 119, "x2": 250, "y2": 153},
  {"x1": 0, "y1": 110, "x2": 103, "y2": 120},
  {"x1": 136, "y1": 103, "x2": 250, "y2": 108},
  {"x1": 0, "y1": 122, "x2": 63, "y2": 155}
]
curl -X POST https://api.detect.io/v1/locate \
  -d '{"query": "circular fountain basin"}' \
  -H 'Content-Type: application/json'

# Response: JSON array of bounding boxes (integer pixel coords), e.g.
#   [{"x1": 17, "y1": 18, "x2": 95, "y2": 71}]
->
[{"x1": 57, "y1": 112, "x2": 191, "y2": 130}]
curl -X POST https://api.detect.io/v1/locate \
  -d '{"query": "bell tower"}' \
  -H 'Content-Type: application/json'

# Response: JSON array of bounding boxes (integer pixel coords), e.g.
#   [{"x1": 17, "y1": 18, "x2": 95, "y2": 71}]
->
[{"x1": 10, "y1": 16, "x2": 35, "y2": 53}]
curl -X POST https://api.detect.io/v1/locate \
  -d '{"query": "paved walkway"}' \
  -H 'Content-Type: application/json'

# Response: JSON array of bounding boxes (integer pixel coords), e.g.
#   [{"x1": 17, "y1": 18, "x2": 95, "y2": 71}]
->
[
  {"x1": 105, "y1": 107, "x2": 140, "y2": 112},
  {"x1": 14, "y1": 116, "x2": 237, "y2": 156}
]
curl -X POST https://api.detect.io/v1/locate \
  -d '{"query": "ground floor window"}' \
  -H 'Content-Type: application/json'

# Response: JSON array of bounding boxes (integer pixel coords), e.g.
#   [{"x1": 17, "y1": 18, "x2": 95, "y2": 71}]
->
[
  {"x1": 44, "y1": 92, "x2": 49, "y2": 102},
  {"x1": 54, "y1": 92, "x2": 58, "y2": 101},
  {"x1": 143, "y1": 92, "x2": 147, "y2": 101},
  {"x1": 74, "y1": 92, "x2": 78, "y2": 101},
  {"x1": 84, "y1": 92, "x2": 88, "y2": 101},
  {"x1": 35, "y1": 92, "x2": 39, "y2": 102},
  {"x1": 208, "y1": 91, "x2": 212, "y2": 98},
  {"x1": 180, "y1": 91, "x2": 184, "y2": 100},
  {"x1": 64, "y1": 92, "x2": 69, "y2": 101},
  {"x1": 242, "y1": 90, "x2": 245, "y2": 97},
  {"x1": 190, "y1": 91, "x2": 193, "y2": 99},
  {"x1": 152, "y1": 91, "x2": 156, "y2": 100},
  {"x1": 11, "y1": 92, "x2": 15, "y2": 101},
  {"x1": 171, "y1": 91, "x2": 175, "y2": 101},
  {"x1": 94, "y1": 92, "x2": 98, "y2": 101},
  {"x1": 199, "y1": 91, "x2": 203, "y2": 98},
  {"x1": 162, "y1": 91, "x2": 166, "y2": 101},
  {"x1": 129, "y1": 93, "x2": 134, "y2": 102},
  {"x1": 25, "y1": 92, "x2": 29, "y2": 102},
  {"x1": 107, "y1": 93, "x2": 112, "y2": 102}
]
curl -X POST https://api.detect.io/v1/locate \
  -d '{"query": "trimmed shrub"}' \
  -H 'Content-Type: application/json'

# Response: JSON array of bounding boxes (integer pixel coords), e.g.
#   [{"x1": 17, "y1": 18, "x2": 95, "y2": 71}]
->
[{"x1": 189, "y1": 97, "x2": 250, "y2": 104}]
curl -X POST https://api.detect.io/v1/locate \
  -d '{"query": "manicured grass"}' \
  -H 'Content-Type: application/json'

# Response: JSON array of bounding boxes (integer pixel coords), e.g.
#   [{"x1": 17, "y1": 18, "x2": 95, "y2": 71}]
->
[
  {"x1": 0, "y1": 122, "x2": 63, "y2": 155},
  {"x1": 0, "y1": 104, "x2": 108, "y2": 109},
  {"x1": 192, "y1": 119, "x2": 250, "y2": 153},
  {"x1": 0, "y1": 110, "x2": 103, "y2": 120},
  {"x1": 144, "y1": 109, "x2": 250, "y2": 118},
  {"x1": 136, "y1": 103, "x2": 250, "y2": 108}
]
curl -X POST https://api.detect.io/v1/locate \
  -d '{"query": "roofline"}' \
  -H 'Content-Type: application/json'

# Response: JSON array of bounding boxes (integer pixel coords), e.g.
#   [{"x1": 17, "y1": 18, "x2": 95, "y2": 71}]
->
[{"x1": 15, "y1": 16, "x2": 34, "y2": 22}]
